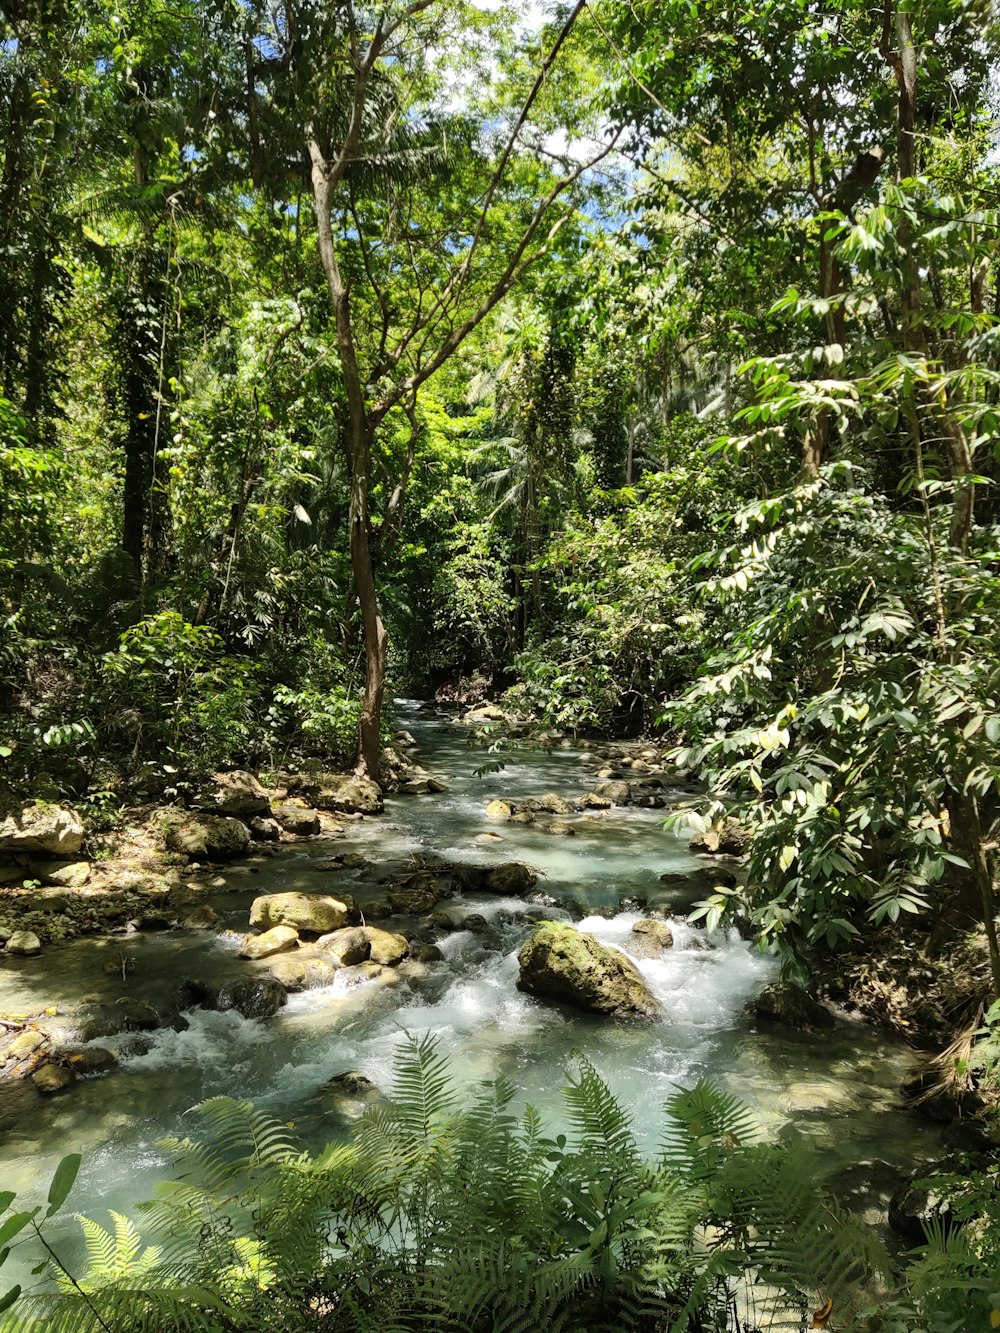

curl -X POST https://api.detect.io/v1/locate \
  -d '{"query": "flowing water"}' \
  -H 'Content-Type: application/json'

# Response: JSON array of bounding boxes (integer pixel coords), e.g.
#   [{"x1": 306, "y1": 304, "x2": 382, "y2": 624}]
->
[{"x1": 0, "y1": 703, "x2": 946, "y2": 1277}]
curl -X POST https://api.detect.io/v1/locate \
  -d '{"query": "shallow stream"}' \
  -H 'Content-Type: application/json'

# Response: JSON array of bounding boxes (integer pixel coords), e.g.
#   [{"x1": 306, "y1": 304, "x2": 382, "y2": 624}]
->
[{"x1": 0, "y1": 703, "x2": 946, "y2": 1277}]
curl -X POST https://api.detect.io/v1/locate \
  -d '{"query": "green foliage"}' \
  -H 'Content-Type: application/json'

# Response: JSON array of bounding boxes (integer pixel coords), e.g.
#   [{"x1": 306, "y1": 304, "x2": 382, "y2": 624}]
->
[{"x1": 4, "y1": 1038, "x2": 905, "y2": 1333}]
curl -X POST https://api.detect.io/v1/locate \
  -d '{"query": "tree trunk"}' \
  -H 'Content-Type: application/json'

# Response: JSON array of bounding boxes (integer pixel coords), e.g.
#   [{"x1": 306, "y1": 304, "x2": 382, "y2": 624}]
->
[{"x1": 311, "y1": 146, "x2": 386, "y2": 780}]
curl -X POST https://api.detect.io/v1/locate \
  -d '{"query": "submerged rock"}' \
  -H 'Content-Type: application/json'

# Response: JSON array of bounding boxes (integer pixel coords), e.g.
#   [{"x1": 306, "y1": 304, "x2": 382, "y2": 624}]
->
[
  {"x1": 326, "y1": 1070, "x2": 378, "y2": 1097},
  {"x1": 249, "y1": 891, "x2": 352, "y2": 935},
  {"x1": 56, "y1": 1045, "x2": 118, "y2": 1076},
  {"x1": 517, "y1": 922, "x2": 660, "y2": 1020},
  {"x1": 753, "y1": 982, "x2": 835, "y2": 1030},
  {"x1": 167, "y1": 814, "x2": 251, "y2": 860}
]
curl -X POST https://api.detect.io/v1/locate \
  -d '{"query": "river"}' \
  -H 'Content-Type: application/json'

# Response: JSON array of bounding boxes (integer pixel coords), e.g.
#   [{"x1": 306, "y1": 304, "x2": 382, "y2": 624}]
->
[{"x1": 0, "y1": 702, "x2": 946, "y2": 1280}]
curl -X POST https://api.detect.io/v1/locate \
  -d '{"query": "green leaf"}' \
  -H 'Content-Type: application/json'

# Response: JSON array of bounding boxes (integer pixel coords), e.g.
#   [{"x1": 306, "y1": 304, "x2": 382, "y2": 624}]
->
[
  {"x1": 0, "y1": 1214, "x2": 32, "y2": 1248},
  {"x1": 0, "y1": 1193, "x2": 15, "y2": 1214},
  {"x1": 45, "y1": 1154, "x2": 82, "y2": 1218},
  {"x1": 0, "y1": 1285, "x2": 21, "y2": 1315}
]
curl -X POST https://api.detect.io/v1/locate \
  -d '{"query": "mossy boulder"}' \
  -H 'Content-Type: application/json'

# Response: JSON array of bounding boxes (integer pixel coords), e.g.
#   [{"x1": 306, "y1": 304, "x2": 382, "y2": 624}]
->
[
  {"x1": 517, "y1": 922, "x2": 660, "y2": 1020},
  {"x1": 535, "y1": 792, "x2": 573, "y2": 815},
  {"x1": 690, "y1": 817, "x2": 751, "y2": 856},
  {"x1": 167, "y1": 814, "x2": 251, "y2": 860},
  {"x1": 249, "y1": 891, "x2": 352, "y2": 935},
  {"x1": 33, "y1": 1064, "x2": 74, "y2": 1094},
  {"x1": 293, "y1": 772, "x2": 383, "y2": 815},
  {"x1": 365, "y1": 926, "x2": 409, "y2": 966}
]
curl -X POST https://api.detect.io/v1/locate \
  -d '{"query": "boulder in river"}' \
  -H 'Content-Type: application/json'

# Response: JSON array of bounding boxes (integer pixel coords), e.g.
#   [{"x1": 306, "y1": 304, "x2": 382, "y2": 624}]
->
[
  {"x1": 250, "y1": 891, "x2": 352, "y2": 935},
  {"x1": 271, "y1": 803, "x2": 321, "y2": 836},
  {"x1": 690, "y1": 817, "x2": 750, "y2": 856},
  {"x1": 56, "y1": 1045, "x2": 118, "y2": 1076},
  {"x1": 292, "y1": 772, "x2": 383, "y2": 815},
  {"x1": 250, "y1": 816, "x2": 282, "y2": 842},
  {"x1": 0, "y1": 798, "x2": 84, "y2": 856},
  {"x1": 195, "y1": 770, "x2": 271, "y2": 817},
  {"x1": 593, "y1": 780, "x2": 632, "y2": 805},
  {"x1": 753, "y1": 982, "x2": 835, "y2": 1030},
  {"x1": 517, "y1": 922, "x2": 660, "y2": 1020},
  {"x1": 240, "y1": 924, "x2": 300, "y2": 959},
  {"x1": 167, "y1": 814, "x2": 251, "y2": 860},
  {"x1": 6, "y1": 930, "x2": 41, "y2": 956},
  {"x1": 480, "y1": 862, "x2": 539, "y2": 896},
  {"x1": 216, "y1": 976, "x2": 288, "y2": 1020},
  {"x1": 365, "y1": 926, "x2": 409, "y2": 965},
  {"x1": 535, "y1": 792, "x2": 573, "y2": 815},
  {"x1": 32, "y1": 1064, "x2": 74, "y2": 1095},
  {"x1": 263, "y1": 949, "x2": 337, "y2": 992},
  {"x1": 629, "y1": 918, "x2": 674, "y2": 959},
  {"x1": 316, "y1": 926, "x2": 370, "y2": 966},
  {"x1": 485, "y1": 800, "x2": 512, "y2": 820},
  {"x1": 387, "y1": 873, "x2": 452, "y2": 915},
  {"x1": 576, "y1": 793, "x2": 612, "y2": 811}
]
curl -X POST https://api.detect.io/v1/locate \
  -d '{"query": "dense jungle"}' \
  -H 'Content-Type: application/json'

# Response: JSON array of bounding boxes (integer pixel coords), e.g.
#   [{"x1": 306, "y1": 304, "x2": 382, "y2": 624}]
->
[{"x1": 1, "y1": 0, "x2": 999, "y2": 1328}]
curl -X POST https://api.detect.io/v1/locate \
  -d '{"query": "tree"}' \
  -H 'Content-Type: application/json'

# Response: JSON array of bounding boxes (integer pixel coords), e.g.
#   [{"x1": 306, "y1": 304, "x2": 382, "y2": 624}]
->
[{"x1": 281, "y1": 0, "x2": 616, "y2": 776}]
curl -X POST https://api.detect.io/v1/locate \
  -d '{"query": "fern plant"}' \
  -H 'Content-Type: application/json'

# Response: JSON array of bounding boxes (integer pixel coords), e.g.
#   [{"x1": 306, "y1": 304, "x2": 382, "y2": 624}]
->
[{"x1": 3, "y1": 1036, "x2": 904, "y2": 1333}]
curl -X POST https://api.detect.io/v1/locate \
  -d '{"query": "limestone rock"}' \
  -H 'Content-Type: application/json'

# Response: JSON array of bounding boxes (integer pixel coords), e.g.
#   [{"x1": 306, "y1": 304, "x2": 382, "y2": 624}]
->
[
  {"x1": 690, "y1": 817, "x2": 751, "y2": 857},
  {"x1": 426, "y1": 776, "x2": 450, "y2": 793},
  {"x1": 411, "y1": 943, "x2": 444, "y2": 963},
  {"x1": 577, "y1": 793, "x2": 612, "y2": 811},
  {"x1": 216, "y1": 976, "x2": 287, "y2": 1020},
  {"x1": 249, "y1": 891, "x2": 351, "y2": 935},
  {"x1": 167, "y1": 814, "x2": 251, "y2": 860},
  {"x1": 6, "y1": 930, "x2": 41, "y2": 956},
  {"x1": 486, "y1": 800, "x2": 513, "y2": 820},
  {"x1": 512, "y1": 811, "x2": 535, "y2": 825},
  {"x1": 264, "y1": 950, "x2": 337, "y2": 991},
  {"x1": 33, "y1": 1063, "x2": 74, "y2": 1094},
  {"x1": 629, "y1": 918, "x2": 674, "y2": 959},
  {"x1": 196, "y1": 770, "x2": 271, "y2": 817},
  {"x1": 543, "y1": 821, "x2": 575, "y2": 836},
  {"x1": 753, "y1": 982, "x2": 835, "y2": 1030},
  {"x1": 240, "y1": 924, "x2": 300, "y2": 960},
  {"x1": 888, "y1": 1162, "x2": 970, "y2": 1242},
  {"x1": 182, "y1": 905, "x2": 220, "y2": 930},
  {"x1": 250, "y1": 816, "x2": 282, "y2": 842},
  {"x1": 41, "y1": 860, "x2": 91, "y2": 889},
  {"x1": 293, "y1": 772, "x2": 383, "y2": 815},
  {"x1": 0, "y1": 799, "x2": 83, "y2": 856},
  {"x1": 272, "y1": 804, "x2": 321, "y2": 836},
  {"x1": 517, "y1": 923, "x2": 660, "y2": 1020},
  {"x1": 593, "y1": 780, "x2": 632, "y2": 805},
  {"x1": 6, "y1": 1029, "x2": 45, "y2": 1061},
  {"x1": 535, "y1": 793, "x2": 573, "y2": 815},
  {"x1": 316, "y1": 926, "x2": 370, "y2": 966},
  {"x1": 365, "y1": 926, "x2": 409, "y2": 966}
]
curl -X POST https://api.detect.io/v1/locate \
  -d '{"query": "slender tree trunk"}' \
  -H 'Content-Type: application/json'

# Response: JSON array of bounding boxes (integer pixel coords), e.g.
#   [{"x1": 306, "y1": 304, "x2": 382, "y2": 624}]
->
[{"x1": 311, "y1": 148, "x2": 386, "y2": 780}]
